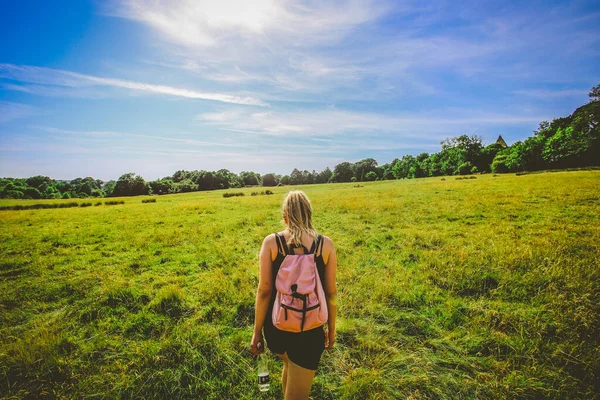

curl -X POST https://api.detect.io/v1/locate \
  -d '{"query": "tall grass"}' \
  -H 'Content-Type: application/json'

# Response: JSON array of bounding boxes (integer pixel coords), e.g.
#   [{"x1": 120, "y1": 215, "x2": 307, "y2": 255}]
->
[{"x1": 1, "y1": 171, "x2": 598, "y2": 399}]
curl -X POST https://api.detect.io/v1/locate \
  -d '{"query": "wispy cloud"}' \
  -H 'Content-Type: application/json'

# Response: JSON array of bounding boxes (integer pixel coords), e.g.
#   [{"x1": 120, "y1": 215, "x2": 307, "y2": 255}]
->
[
  {"x1": 116, "y1": 0, "x2": 600, "y2": 101},
  {"x1": 0, "y1": 64, "x2": 267, "y2": 106},
  {"x1": 514, "y1": 89, "x2": 589, "y2": 99},
  {"x1": 0, "y1": 101, "x2": 37, "y2": 123},
  {"x1": 108, "y1": 0, "x2": 390, "y2": 48},
  {"x1": 42, "y1": 127, "x2": 247, "y2": 148},
  {"x1": 1, "y1": 82, "x2": 109, "y2": 99},
  {"x1": 196, "y1": 108, "x2": 548, "y2": 138},
  {"x1": 108, "y1": 0, "x2": 413, "y2": 97}
]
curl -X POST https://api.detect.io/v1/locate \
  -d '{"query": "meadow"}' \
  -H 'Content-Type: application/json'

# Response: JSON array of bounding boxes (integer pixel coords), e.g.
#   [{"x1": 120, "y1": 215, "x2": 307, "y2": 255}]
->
[{"x1": 1, "y1": 171, "x2": 599, "y2": 399}]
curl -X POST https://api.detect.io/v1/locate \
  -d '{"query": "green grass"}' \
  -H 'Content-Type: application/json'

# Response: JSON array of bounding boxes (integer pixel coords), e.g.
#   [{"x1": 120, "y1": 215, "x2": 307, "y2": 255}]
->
[{"x1": 1, "y1": 171, "x2": 599, "y2": 399}]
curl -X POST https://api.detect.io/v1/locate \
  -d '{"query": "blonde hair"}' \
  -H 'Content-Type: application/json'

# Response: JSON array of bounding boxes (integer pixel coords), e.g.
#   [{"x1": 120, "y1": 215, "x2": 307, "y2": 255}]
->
[{"x1": 282, "y1": 191, "x2": 317, "y2": 245}]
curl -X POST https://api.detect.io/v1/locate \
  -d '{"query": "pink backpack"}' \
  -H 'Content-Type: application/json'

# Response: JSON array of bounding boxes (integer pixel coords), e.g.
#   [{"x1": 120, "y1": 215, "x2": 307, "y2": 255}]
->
[{"x1": 272, "y1": 233, "x2": 328, "y2": 333}]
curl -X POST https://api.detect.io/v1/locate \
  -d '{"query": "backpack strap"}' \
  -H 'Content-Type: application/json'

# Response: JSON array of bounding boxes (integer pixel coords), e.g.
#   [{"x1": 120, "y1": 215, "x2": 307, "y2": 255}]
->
[
  {"x1": 308, "y1": 235, "x2": 318, "y2": 254},
  {"x1": 315, "y1": 234, "x2": 324, "y2": 257},
  {"x1": 289, "y1": 243, "x2": 309, "y2": 254},
  {"x1": 275, "y1": 233, "x2": 285, "y2": 255},
  {"x1": 277, "y1": 233, "x2": 323, "y2": 255},
  {"x1": 275, "y1": 233, "x2": 291, "y2": 255}
]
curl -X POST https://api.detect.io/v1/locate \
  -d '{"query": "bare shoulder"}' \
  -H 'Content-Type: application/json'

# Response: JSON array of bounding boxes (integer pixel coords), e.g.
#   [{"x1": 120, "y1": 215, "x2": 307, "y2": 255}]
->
[
  {"x1": 320, "y1": 235, "x2": 336, "y2": 265},
  {"x1": 321, "y1": 235, "x2": 335, "y2": 249},
  {"x1": 260, "y1": 234, "x2": 279, "y2": 262},
  {"x1": 262, "y1": 233, "x2": 277, "y2": 248}
]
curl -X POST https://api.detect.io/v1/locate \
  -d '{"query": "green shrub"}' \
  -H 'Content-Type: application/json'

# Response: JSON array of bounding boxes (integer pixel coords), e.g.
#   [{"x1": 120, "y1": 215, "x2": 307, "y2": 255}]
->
[
  {"x1": 223, "y1": 192, "x2": 245, "y2": 198},
  {"x1": 456, "y1": 161, "x2": 474, "y2": 175},
  {"x1": 0, "y1": 202, "x2": 81, "y2": 211}
]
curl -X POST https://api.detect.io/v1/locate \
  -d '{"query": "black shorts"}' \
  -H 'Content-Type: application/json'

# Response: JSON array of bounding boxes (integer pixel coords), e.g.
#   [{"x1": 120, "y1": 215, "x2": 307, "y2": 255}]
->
[{"x1": 264, "y1": 320, "x2": 325, "y2": 371}]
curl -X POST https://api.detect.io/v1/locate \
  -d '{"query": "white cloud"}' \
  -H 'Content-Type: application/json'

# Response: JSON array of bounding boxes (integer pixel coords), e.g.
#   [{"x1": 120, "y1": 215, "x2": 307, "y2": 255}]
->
[
  {"x1": 109, "y1": 0, "x2": 389, "y2": 48},
  {"x1": 0, "y1": 63, "x2": 267, "y2": 106},
  {"x1": 1, "y1": 82, "x2": 109, "y2": 99},
  {"x1": 42, "y1": 127, "x2": 247, "y2": 148},
  {"x1": 0, "y1": 101, "x2": 37, "y2": 123},
  {"x1": 108, "y1": 0, "x2": 406, "y2": 97},
  {"x1": 196, "y1": 108, "x2": 548, "y2": 138},
  {"x1": 120, "y1": 0, "x2": 600, "y2": 101},
  {"x1": 514, "y1": 89, "x2": 589, "y2": 99}
]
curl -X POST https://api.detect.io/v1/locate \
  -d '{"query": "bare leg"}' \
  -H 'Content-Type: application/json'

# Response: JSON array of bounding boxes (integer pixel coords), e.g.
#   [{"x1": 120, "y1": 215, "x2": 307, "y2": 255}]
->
[
  {"x1": 284, "y1": 358, "x2": 316, "y2": 400},
  {"x1": 278, "y1": 353, "x2": 289, "y2": 394}
]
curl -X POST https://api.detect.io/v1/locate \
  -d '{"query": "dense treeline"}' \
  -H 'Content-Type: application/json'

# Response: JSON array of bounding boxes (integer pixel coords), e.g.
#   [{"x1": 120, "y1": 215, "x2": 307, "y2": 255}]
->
[{"x1": 1, "y1": 84, "x2": 598, "y2": 199}]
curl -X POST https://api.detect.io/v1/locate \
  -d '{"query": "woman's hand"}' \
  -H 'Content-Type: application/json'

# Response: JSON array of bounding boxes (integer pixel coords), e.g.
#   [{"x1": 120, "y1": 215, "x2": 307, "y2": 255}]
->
[
  {"x1": 250, "y1": 331, "x2": 264, "y2": 355},
  {"x1": 324, "y1": 327, "x2": 336, "y2": 350}
]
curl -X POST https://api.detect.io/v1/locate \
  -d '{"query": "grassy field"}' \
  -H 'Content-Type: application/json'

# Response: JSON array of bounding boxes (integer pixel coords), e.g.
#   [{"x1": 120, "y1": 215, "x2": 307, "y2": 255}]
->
[{"x1": 1, "y1": 171, "x2": 599, "y2": 399}]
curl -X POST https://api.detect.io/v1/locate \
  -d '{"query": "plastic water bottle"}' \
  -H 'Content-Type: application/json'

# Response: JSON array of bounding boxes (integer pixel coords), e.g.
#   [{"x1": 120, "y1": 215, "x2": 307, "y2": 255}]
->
[{"x1": 257, "y1": 352, "x2": 270, "y2": 392}]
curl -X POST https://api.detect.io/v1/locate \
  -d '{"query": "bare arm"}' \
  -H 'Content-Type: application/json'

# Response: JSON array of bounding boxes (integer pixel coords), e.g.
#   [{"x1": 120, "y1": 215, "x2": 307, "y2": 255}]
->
[
  {"x1": 250, "y1": 234, "x2": 275, "y2": 355},
  {"x1": 322, "y1": 236, "x2": 338, "y2": 349}
]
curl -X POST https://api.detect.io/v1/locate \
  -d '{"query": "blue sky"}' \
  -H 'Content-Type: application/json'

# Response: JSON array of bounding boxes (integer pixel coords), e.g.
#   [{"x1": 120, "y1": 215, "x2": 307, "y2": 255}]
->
[{"x1": 1, "y1": 0, "x2": 599, "y2": 181}]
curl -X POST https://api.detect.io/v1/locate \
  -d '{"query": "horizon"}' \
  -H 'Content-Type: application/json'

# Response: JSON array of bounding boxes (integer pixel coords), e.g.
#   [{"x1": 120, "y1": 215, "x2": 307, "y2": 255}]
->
[{"x1": 1, "y1": 0, "x2": 599, "y2": 181}]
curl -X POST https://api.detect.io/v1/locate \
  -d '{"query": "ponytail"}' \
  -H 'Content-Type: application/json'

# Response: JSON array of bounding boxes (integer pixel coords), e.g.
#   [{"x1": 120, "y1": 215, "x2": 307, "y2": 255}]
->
[{"x1": 282, "y1": 191, "x2": 317, "y2": 245}]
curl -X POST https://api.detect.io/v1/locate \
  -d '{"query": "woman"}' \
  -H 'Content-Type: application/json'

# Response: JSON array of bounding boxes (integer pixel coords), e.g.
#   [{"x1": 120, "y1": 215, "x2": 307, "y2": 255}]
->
[{"x1": 251, "y1": 190, "x2": 338, "y2": 400}]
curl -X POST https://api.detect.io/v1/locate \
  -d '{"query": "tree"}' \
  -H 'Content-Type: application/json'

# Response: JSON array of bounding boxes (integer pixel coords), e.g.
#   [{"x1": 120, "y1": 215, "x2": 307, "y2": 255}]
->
[
  {"x1": 103, "y1": 181, "x2": 116, "y2": 196},
  {"x1": 22, "y1": 187, "x2": 42, "y2": 199},
  {"x1": 379, "y1": 159, "x2": 398, "y2": 180},
  {"x1": 518, "y1": 135, "x2": 547, "y2": 171},
  {"x1": 196, "y1": 171, "x2": 217, "y2": 190},
  {"x1": 26, "y1": 176, "x2": 52, "y2": 189},
  {"x1": 416, "y1": 152, "x2": 429, "y2": 163},
  {"x1": 78, "y1": 181, "x2": 93, "y2": 196},
  {"x1": 411, "y1": 153, "x2": 429, "y2": 178},
  {"x1": 491, "y1": 154, "x2": 509, "y2": 173},
  {"x1": 215, "y1": 169, "x2": 237, "y2": 189},
  {"x1": 543, "y1": 125, "x2": 597, "y2": 168},
  {"x1": 239, "y1": 171, "x2": 261, "y2": 186},
  {"x1": 301, "y1": 170, "x2": 314, "y2": 185},
  {"x1": 589, "y1": 83, "x2": 600, "y2": 102},
  {"x1": 176, "y1": 179, "x2": 197, "y2": 193},
  {"x1": 149, "y1": 179, "x2": 177, "y2": 195},
  {"x1": 289, "y1": 169, "x2": 303, "y2": 185},
  {"x1": 330, "y1": 162, "x2": 354, "y2": 182},
  {"x1": 456, "y1": 161, "x2": 473, "y2": 175},
  {"x1": 441, "y1": 135, "x2": 483, "y2": 163},
  {"x1": 317, "y1": 168, "x2": 333, "y2": 183},
  {"x1": 438, "y1": 147, "x2": 465, "y2": 175},
  {"x1": 437, "y1": 135, "x2": 483, "y2": 175},
  {"x1": 353, "y1": 158, "x2": 378, "y2": 181},
  {"x1": 422, "y1": 153, "x2": 442, "y2": 176},
  {"x1": 111, "y1": 173, "x2": 150, "y2": 197},
  {"x1": 392, "y1": 155, "x2": 416, "y2": 179},
  {"x1": 364, "y1": 171, "x2": 377, "y2": 181},
  {"x1": 171, "y1": 170, "x2": 190, "y2": 183},
  {"x1": 478, "y1": 143, "x2": 505, "y2": 172},
  {"x1": 44, "y1": 186, "x2": 60, "y2": 199},
  {"x1": 262, "y1": 173, "x2": 278, "y2": 187},
  {"x1": 55, "y1": 181, "x2": 72, "y2": 194}
]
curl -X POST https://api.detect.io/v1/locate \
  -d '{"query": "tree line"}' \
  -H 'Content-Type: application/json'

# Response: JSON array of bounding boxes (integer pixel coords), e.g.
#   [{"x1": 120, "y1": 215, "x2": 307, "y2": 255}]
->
[{"x1": 1, "y1": 84, "x2": 598, "y2": 199}]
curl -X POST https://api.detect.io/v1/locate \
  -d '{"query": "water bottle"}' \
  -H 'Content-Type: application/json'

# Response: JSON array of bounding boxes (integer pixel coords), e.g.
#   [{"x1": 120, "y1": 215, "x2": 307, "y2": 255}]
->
[{"x1": 257, "y1": 352, "x2": 270, "y2": 392}]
